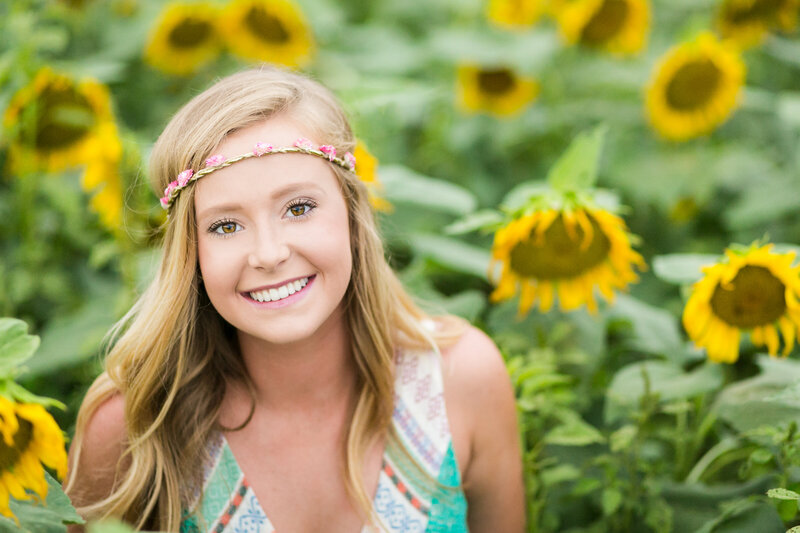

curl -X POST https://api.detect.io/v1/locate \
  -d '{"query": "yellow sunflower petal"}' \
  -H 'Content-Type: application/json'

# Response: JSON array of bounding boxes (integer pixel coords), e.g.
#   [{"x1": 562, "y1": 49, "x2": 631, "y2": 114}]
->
[
  {"x1": 456, "y1": 64, "x2": 539, "y2": 117},
  {"x1": 144, "y1": 2, "x2": 222, "y2": 76}
]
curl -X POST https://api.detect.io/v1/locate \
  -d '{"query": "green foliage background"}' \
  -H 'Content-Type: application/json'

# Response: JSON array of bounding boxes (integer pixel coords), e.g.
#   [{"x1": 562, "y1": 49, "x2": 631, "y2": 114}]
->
[{"x1": 1, "y1": 0, "x2": 800, "y2": 531}]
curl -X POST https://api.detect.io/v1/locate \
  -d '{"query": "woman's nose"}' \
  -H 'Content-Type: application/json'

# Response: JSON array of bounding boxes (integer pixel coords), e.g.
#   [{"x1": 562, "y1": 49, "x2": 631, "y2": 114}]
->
[{"x1": 247, "y1": 226, "x2": 290, "y2": 271}]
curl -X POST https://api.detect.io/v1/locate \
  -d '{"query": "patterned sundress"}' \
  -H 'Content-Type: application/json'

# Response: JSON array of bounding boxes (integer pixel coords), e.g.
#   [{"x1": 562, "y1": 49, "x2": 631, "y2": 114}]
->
[{"x1": 180, "y1": 343, "x2": 469, "y2": 533}]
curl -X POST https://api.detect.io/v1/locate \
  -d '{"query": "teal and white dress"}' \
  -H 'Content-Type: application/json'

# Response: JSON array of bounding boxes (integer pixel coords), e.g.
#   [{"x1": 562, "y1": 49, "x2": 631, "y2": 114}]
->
[{"x1": 180, "y1": 344, "x2": 469, "y2": 533}]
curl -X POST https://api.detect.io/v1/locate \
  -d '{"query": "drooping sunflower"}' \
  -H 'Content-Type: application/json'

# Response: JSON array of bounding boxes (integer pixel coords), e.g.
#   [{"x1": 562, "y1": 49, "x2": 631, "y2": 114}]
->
[
  {"x1": 716, "y1": 0, "x2": 799, "y2": 48},
  {"x1": 144, "y1": 2, "x2": 222, "y2": 76},
  {"x1": 645, "y1": 33, "x2": 745, "y2": 142},
  {"x1": 487, "y1": 0, "x2": 544, "y2": 29},
  {"x1": 353, "y1": 142, "x2": 392, "y2": 213},
  {"x1": 456, "y1": 65, "x2": 539, "y2": 117},
  {"x1": 220, "y1": 0, "x2": 315, "y2": 68},
  {"x1": 4, "y1": 68, "x2": 125, "y2": 231},
  {"x1": 554, "y1": 0, "x2": 650, "y2": 54},
  {"x1": 490, "y1": 207, "x2": 645, "y2": 315},
  {"x1": 683, "y1": 244, "x2": 800, "y2": 364},
  {"x1": 0, "y1": 397, "x2": 68, "y2": 521}
]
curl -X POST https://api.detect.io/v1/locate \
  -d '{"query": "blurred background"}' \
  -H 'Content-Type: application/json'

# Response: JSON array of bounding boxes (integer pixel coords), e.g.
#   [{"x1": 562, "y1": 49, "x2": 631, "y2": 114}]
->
[{"x1": 1, "y1": 0, "x2": 800, "y2": 531}]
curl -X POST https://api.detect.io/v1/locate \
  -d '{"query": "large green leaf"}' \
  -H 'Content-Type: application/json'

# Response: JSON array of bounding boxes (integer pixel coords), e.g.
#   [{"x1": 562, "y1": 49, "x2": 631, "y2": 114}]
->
[
  {"x1": 379, "y1": 165, "x2": 477, "y2": 215},
  {"x1": 605, "y1": 293, "x2": 684, "y2": 357},
  {"x1": 0, "y1": 472, "x2": 83, "y2": 533},
  {"x1": 0, "y1": 318, "x2": 39, "y2": 377},
  {"x1": 652, "y1": 254, "x2": 720, "y2": 285},
  {"x1": 547, "y1": 125, "x2": 607, "y2": 192},
  {"x1": 714, "y1": 355, "x2": 800, "y2": 433},
  {"x1": 408, "y1": 233, "x2": 490, "y2": 279},
  {"x1": 605, "y1": 361, "x2": 724, "y2": 423}
]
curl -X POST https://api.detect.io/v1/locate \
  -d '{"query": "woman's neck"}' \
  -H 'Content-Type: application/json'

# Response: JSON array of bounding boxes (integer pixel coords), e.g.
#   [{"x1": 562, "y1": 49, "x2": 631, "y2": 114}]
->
[{"x1": 233, "y1": 305, "x2": 358, "y2": 417}]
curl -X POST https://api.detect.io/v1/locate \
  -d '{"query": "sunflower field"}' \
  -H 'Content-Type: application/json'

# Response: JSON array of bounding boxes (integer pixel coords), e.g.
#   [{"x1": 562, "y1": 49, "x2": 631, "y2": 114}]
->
[{"x1": 1, "y1": 0, "x2": 800, "y2": 531}]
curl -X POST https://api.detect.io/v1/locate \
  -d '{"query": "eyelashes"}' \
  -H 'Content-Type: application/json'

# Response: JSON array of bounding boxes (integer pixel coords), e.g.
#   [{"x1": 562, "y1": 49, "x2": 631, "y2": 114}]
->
[{"x1": 206, "y1": 198, "x2": 318, "y2": 237}]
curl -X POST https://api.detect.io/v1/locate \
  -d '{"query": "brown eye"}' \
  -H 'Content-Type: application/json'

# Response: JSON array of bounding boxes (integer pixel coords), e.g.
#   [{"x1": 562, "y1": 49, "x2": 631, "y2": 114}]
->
[
  {"x1": 211, "y1": 221, "x2": 241, "y2": 235},
  {"x1": 289, "y1": 205, "x2": 308, "y2": 217},
  {"x1": 221, "y1": 223, "x2": 237, "y2": 233}
]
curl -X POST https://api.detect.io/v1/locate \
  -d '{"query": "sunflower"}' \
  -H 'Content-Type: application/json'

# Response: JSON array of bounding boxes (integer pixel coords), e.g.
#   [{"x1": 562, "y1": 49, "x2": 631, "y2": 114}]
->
[
  {"x1": 645, "y1": 33, "x2": 745, "y2": 142},
  {"x1": 4, "y1": 68, "x2": 125, "y2": 231},
  {"x1": 456, "y1": 65, "x2": 539, "y2": 117},
  {"x1": 683, "y1": 244, "x2": 800, "y2": 364},
  {"x1": 0, "y1": 397, "x2": 67, "y2": 521},
  {"x1": 489, "y1": 207, "x2": 645, "y2": 315},
  {"x1": 220, "y1": 0, "x2": 315, "y2": 68},
  {"x1": 144, "y1": 2, "x2": 222, "y2": 76},
  {"x1": 554, "y1": 0, "x2": 650, "y2": 54},
  {"x1": 353, "y1": 142, "x2": 392, "y2": 213},
  {"x1": 716, "y1": 0, "x2": 799, "y2": 48},
  {"x1": 487, "y1": 0, "x2": 544, "y2": 29}
]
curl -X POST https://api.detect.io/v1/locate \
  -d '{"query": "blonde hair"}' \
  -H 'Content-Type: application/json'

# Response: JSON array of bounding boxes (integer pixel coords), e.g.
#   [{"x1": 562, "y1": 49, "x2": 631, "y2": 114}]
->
[{"x1": 65, "y1": 66, "x2": 466, "y2": 531}]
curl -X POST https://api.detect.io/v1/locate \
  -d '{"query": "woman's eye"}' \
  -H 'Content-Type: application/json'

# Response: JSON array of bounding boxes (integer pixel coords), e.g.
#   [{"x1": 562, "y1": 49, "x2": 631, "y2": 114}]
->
[
  {"x1": 212, "y1": 222, "x2": 240, "y2": 234},
  {"x1": 289, "y1": 205, "x2": 309, "y2": 217}
]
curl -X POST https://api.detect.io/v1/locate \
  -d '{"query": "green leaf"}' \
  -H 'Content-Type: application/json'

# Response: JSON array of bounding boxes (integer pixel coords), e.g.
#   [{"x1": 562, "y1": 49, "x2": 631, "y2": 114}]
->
[
  {"x1": 0, "y1": 318, "x2": 39, "y2": 376},
  {"x1": 602, "y1": 487, "x2": 623, "y2": 516},
  {"x1": 547, "y1": 125, "x2": 608, "y2": 192},
  {"x1": 605, "y1": 293, "x2": 683, "y2": 357},
  {"x1": 0, "y1": 472, "x2": 84, "y2": 532},
  {"x1": 605, "y1": 361, "x2": 724, "y2": 423},
  {"x1": 408, "y1": 233, "x2": 490, "y2": 279},
  {"x1": 88, "y1": 519, "x2": 137, "y2": 533},
  {"x1": 651, "y1": 254, "x2": 720, "y2": 285},
  {"x1": 609, "y1": 425, "x2": 637, "y2": 452},
  {"x1": 379, "y1": 165, "x2": 477, "y2": 215},
  {"x1": 540, "y1": 464, "x2": 581, "y2": 487},
  {"x1": 767, "y1": 488, "x2": 800, "y2": 500},
  {"x1": 443, "y1": 210, "x2": 504, "y2": 235},
  {"x1": 544, "y1": 418, "x2": 605, "y2": 446}
]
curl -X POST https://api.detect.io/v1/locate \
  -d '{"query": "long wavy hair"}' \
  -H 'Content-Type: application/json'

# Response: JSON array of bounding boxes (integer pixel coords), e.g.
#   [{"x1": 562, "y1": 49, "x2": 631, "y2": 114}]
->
[{"x1": 65, "y1": 66, "x2": 466, "y2": 531}]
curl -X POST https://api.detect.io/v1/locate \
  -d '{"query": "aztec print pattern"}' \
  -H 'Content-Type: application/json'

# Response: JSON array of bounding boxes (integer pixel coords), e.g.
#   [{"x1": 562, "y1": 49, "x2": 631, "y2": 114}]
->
[{"x1": 181, "y1": 343, "x2": 468, "y2": 533}]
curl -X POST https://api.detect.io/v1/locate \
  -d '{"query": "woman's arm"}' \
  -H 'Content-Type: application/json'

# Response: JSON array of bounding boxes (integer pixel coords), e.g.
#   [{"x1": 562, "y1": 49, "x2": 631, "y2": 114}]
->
[
  {"x1": 442, "y1": 326, "x2": 526, "y2": 533},
  {"x1": 65, "y1": 393, "x2": 128, "y2": 533}
]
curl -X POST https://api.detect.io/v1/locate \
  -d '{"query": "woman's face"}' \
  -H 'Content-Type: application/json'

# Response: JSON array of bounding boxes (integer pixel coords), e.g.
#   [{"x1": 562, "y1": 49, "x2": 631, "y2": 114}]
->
[{"x1": 194, "y1": 114, "x2": 352, "y2": 347}]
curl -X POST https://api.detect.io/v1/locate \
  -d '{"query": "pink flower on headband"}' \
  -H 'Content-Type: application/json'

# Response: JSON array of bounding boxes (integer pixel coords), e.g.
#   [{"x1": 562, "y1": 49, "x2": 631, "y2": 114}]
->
[
  {"x1": 177, "y1": 169, "x2": 194, "y2": 187},
  {"x1": 343, "y1": 152, "x2": 356, "y2": 170},
  {"x1": 294, "y1": 138, "x2": 314, "y2": 150},
  {"x1": 205, "y1": 155, "x2": 225, "y2": 167},
  {"x1": 319, "y1": 145, "x2": 336, "y2": 160},
  {"x1": 160, "y1": 196, "x2": 170, "y2": 209},
  {"x1": 164, "y1": 180, "x2": 179, "y2": 199},
  {"x1": 254, "y1": 143, "x2": 274, "y2": 156}
]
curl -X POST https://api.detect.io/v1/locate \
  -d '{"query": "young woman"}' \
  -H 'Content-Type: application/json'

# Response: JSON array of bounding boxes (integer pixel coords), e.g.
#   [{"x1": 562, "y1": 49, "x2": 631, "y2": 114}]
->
[{"x1": 65, "y1": 66, "x2": 524, "y2": 533}]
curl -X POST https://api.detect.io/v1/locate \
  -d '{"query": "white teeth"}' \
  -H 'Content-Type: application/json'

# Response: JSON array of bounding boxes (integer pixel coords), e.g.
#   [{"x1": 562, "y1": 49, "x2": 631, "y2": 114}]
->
[{"x1": 249, "y1": 277, "x2": 309, "y2": 303}]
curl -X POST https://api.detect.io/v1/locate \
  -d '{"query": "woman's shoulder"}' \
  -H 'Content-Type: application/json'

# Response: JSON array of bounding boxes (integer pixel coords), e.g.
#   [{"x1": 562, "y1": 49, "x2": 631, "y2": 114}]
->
[{"x1": 65, "y1": 390, "x2": 128, "y2": 510}]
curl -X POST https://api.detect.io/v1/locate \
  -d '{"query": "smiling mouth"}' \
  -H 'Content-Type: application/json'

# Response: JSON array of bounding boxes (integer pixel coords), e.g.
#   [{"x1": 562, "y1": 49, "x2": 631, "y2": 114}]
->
[{"x1": 246, "y1": 275, "x2": 314, "y2": 303}]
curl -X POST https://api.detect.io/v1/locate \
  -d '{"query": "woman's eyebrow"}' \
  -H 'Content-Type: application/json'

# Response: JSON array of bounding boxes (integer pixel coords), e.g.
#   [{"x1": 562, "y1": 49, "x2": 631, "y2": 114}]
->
[{"x1": 196, "y1": 181, "x2": 325, "y2": 220}]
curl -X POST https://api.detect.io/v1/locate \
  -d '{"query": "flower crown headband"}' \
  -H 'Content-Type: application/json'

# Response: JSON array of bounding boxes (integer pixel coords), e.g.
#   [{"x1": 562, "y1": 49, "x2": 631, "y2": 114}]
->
[{"x1": 159, "y1": 137, "x2": 356, "y2": 210}]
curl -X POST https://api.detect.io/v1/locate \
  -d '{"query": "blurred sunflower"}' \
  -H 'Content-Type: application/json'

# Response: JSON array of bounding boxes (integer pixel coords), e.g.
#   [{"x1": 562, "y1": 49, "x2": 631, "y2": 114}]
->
[
  {"x1": 683, "y1": 244, "x2": 800, "y2": 363},
  {"x1": 3, "y1": 68, "x2": 125, "y2": 231},
  {"x1": 716, "y1": 0, "x2": 799, "y2": 48},
  {"x1": 456, "y1": 65, "x2": 539, "y2": 117},
  {"x1": 490, "y1": 207, "x2": 645, "y2": 314},
  {"x1": 353, "y1": 142, "x2": 392, "y2": 213},
  {"x1": 645, "y1": 33, "x2": 745, "y2": 142},
  {"x1": 144, "y1": 2, "x2": 222, "y2": 76},
  {"x1": 0, "y1": 397, "x2": 67, "y2": 521},
  {"x1": 554, "y1": 0, "x2": 650, "y2": 54},
  {"x1": 487, "y1": 0, "x2": 544, "y2": 29},
  {"x1": 220, "y1": 0, "x2": 314, "y2": 68}
]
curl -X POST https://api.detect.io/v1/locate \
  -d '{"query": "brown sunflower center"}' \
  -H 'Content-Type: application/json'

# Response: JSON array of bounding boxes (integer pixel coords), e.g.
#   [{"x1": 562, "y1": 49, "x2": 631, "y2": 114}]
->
[
  {"x1": 34, "y1": 85, "x2": 95, "y2": 152},
  {"x1": 508, "y1": 213, "x2": 611, "y2": 279},
  {"x1": 710, "y1": 265, "x2": 786, "y2": 328},
  {"x1": 168, "y1": 17, "x2": 213, "y2": 48},
  {"x1": 727, "y1": 0, "x2": 786, "y2": 24},
  {"x1": 245, "y1": 6, "x2": 290, "y2": 43},
  {"x1": 477, "y1": 69, "x2": 516, "y2": 95},
  {"x1": 581, "y1": 0, "x2": 630, "y2": 45},
  {"x1": 0, "y1": 417, "x2": 33, "y2": 472},
  {"x1": 665, "y1": 59, "x2": 722, "y2": 111}
]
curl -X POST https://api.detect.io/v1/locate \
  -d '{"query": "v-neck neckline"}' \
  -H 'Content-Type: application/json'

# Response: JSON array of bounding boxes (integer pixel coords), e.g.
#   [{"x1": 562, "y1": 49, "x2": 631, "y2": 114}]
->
[{"x1": 218, "y1": 431, "x2": 387, "y2": 533}]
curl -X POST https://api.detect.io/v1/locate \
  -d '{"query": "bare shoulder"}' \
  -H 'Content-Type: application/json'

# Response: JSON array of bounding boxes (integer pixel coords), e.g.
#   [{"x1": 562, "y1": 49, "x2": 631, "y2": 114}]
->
[
  {"x1": 439, "y1": 325, "x2": 526, "y2": 533},
  {"x1": 65, "y1": 392, "x2": 128, "y2": 510}
]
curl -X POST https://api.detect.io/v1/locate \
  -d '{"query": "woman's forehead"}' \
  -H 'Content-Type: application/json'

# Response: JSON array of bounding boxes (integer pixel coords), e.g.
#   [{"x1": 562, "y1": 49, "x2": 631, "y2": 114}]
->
[{"x1": 217, "y1": 114, "x2": 316, "y2": 155}]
